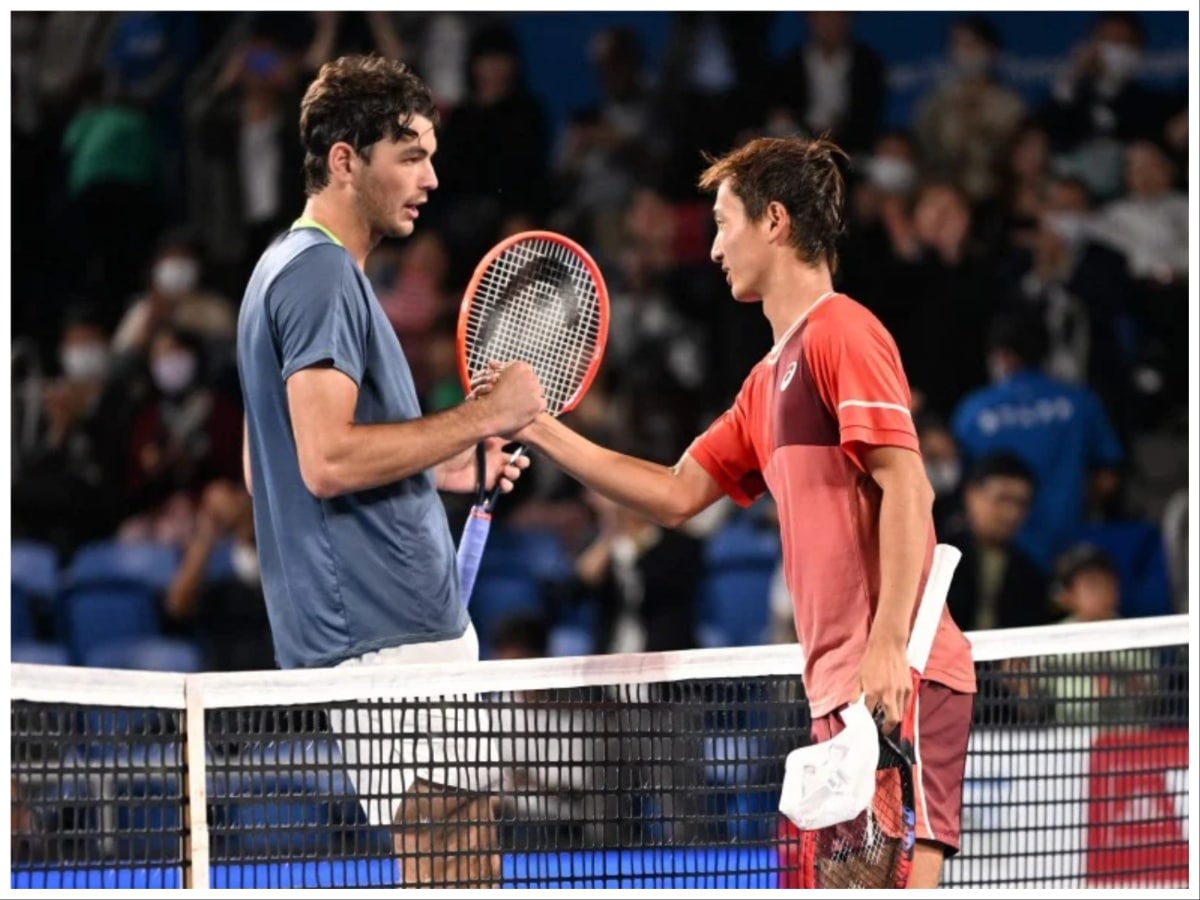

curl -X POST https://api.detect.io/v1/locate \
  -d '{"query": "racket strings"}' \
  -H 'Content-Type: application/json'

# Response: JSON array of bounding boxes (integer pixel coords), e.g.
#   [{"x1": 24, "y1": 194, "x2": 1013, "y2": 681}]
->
[
  {"x1": 464, "y1": 238, "x2": 603, "y2": 416},
  {"x1": 808, "y1": 739, "x2": 915, "y2": 888}
]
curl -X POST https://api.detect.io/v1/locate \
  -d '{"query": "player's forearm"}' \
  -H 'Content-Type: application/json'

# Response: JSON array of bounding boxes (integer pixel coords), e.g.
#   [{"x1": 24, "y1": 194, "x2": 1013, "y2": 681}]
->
[
  {"x1": 305, "y1": 403, "x2": 494, "y2": 498},
  {"x1": 870, "y1": 471, "x2": 935, "y2": 648},
  {"x1": 165, "y1": 528, "x2": 217, "y2": 621},
  {"x1": 521, "y1": 416, "x2": 693, "y2": 527}
]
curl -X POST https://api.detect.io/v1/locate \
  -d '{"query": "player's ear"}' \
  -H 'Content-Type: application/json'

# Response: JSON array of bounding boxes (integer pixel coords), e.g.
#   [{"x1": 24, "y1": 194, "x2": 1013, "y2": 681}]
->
[
  {"x1": 327, "y1": 141, "x2": 358, "y2": 185},
  {"x1": 766, "y1": 200, "x2": 791, "y2": 244}
]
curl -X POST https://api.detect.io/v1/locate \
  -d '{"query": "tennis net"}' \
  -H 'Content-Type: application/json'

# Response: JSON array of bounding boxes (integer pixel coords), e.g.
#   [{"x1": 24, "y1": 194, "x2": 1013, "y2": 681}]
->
[{"x1": 9, "y1": 615, "x2": 1191, "y2": 889}]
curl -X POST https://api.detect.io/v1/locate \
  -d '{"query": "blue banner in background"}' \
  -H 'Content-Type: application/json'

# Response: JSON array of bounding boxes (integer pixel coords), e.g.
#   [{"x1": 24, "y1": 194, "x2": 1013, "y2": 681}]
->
[{"x1": 512, "y1": 11, "x2": 1188, "y2": 141}]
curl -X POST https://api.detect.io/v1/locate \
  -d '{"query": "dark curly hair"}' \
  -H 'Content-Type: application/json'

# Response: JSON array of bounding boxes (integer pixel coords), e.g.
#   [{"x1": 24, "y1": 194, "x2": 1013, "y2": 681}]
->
[
  {"x1": 698, "y1": 136, "x2": 849, "y2": 274},
  {"x1": 299, "y1": 55, "x2": 440, "y2": 196}
]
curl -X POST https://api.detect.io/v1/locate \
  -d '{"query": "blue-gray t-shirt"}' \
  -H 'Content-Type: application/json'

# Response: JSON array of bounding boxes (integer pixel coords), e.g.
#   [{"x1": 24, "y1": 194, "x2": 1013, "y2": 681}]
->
[{"x1": 237, "y1": 225, "x2": 467, "y2": 669}]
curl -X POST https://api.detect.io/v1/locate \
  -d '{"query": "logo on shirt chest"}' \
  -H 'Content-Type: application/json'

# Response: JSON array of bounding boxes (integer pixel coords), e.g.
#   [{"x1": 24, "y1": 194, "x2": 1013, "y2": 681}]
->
[{"x1": 780, "y1": 361, "x2": 798, "y2": 392}]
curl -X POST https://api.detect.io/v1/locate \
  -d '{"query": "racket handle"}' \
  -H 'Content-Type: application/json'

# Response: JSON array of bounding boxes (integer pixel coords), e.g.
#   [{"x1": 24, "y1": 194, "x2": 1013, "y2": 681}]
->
[
  {"x1": 485, "y1": 444, "x2": 528, "y2": 509},
  {"x1": 456, "y1": 507, "x2": 493, "y2": 608}
]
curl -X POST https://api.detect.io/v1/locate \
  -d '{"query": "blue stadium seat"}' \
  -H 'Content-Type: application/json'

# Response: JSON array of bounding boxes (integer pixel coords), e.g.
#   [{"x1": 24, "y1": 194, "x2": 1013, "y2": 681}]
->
[
  {"x1": 470, "y1": 573, "x2": 543, "y2": 658},
  {"x1": 208, "y1": 740, "x2": 365, "y2": 857},
  {"x1": 11, "y1": 540, "x2": 59, "y2": 641},
  {"x1": 1073, "y1": 521, "x2": 1173, "y2": 619},
  {"x1": 11, "y1": 540, "x2": 60, "y2": 599},
  {"x1": 114, "y1": 770, "x2": 183, "y2": 861},
  {"x1": 61, "y1": 585, "x2": 164, "y2": 664},
  {"x1": 67, "y1": 541, "x2": 179, "y2": 592},
  {"x1": 697, "y1": 517, "x2": 780, "y2": 648},
  {"x1": 547, "y1": 624, "x2": 594, "y2": 657},
  {"x1": 10, "y1": 641, "x2": 71, "y2": 666},
  {"x1": 59, "y1": 541, "x2": 179, "y2": 663},
  {"x1": 204, "y1": 539, "x2": 236, "y2": 582},
  {"x1": 512, "y1": 528, "x2": 572, "y2": 584},
  {"x1": 83, "y1": 637, "x2": 204, "y2": 673},
  {"x1": 11, "y1": 588, "x2": 36, "y2": 642}
]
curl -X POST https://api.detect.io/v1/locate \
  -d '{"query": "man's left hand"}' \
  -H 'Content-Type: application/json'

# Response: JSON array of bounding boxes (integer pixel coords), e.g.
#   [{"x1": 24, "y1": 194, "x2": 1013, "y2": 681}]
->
[
  {"x1": 436, "y1": 437, "x2": 530, "y2": 495},
  {"x1": 858, "y1": 637, "x2": 912, "y2": 734}
]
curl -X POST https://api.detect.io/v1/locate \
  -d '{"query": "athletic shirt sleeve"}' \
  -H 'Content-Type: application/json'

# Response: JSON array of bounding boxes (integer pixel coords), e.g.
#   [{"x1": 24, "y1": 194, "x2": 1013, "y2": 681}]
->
[
  {"x1": 270, "y1": 243, "x2": 372, "y2": 386},
  {"x1": 804, "y1": 310, "x2": 919, "y2": 473},
  {"x1": 687, "y1": 369, "x2": 767, "y2": 507}
]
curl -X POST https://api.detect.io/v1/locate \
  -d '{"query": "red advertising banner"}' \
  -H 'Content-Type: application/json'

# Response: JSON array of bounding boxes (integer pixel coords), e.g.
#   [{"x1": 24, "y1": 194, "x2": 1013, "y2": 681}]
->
[{"x1": 1086, "y1": 728, "x2": 1189, "y2": 886}]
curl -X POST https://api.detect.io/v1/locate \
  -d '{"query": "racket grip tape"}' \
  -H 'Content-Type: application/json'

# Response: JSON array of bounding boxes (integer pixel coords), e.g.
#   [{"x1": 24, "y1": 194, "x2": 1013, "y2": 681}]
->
[{"x1": 456, "y1": 506, "x2": 493, "y2": 608}]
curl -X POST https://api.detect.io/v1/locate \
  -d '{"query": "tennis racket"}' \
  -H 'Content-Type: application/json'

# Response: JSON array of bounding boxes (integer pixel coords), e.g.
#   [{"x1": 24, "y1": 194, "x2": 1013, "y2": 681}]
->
[
  {"x1": 799, "y1": 544, "x2": 961, "y2": 889},
  {"x1": 454, "y1": 231, "x2": 609, "y2": 608}
]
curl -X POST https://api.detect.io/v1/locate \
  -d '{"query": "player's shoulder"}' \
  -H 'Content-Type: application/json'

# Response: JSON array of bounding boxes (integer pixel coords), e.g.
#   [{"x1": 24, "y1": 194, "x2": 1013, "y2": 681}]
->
[
  {"x1": 803, "y1": 292, "x2": 894, "y2": 350},
  {"x1": 261, "y1": 233, "x2": 359, "y2": 302},
  {"x1": 808, "y1": 292, "x2": 886, "y2": 332}
]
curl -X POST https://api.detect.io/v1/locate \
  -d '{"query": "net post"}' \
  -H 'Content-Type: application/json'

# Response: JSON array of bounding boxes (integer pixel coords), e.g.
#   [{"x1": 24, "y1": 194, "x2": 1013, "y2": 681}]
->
[{"x1": 182, "y1": 674, "x2": 211, "y2": 889}]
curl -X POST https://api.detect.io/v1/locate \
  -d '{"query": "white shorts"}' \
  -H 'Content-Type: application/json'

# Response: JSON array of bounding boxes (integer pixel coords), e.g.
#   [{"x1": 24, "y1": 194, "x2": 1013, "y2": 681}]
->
[{"x1": 326, "y1": 623, "x2": 500, "y2": 828}]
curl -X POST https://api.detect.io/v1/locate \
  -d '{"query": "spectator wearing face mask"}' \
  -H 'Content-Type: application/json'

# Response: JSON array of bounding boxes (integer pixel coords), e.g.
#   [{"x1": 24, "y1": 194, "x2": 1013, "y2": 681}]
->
[
  {"x1": 915, "y1": 16, "x2": 1025, "y2": 203},
  {"x1": 12, "y1": 306, "x2": 134, "y2": 555},
  {"x1": 917, "y1": 413, "x2": 964, "y2": 536},
  {"x1": 164, "y1": 479, "x2": 274, "y2": 671},
  {"x1": 1011, "y1": 176, "x2": 1142, "y2": 438},
  {"x1": 1042, "y1": 13, "x2": 1176, "y2": 156},
  {"x1": 112, "y1": 230, "x2": 237, "y2": 361},
  {"x1": 838, "y1": 131, "x2": 920, "y2": 334},
  {"x1": 120, "y1": 325, "x2": 243, "y2": 544}
]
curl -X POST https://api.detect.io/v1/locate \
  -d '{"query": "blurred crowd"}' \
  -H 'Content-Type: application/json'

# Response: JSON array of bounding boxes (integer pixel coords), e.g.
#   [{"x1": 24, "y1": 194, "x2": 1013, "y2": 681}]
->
[{"x1": 9, "y1": 11, "x2": 1190, "y2": 674}]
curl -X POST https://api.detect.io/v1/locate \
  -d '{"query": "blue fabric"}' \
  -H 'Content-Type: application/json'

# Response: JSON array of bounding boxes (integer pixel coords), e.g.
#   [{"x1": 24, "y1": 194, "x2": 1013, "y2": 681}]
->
[
  {"x1": 237, "y1": 227, "x2": 466, "y2": 669},
  {"x1": 1073, "y1": 520, "x2": 1174, "y2": 619},
  {"x1": 951, "y1": 371, "x2": 1123, "y2": 570},
  {"x1": 10, "y1": 540, "x2": 59, "y2": 599}
]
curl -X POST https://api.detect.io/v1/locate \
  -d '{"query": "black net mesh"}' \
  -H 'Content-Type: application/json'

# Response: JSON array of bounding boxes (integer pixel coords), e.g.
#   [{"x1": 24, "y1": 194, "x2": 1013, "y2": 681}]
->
[
  {"x1": 9, "y1": 643, "x2": 1189, "y2": 889},
  {"x1": 9, "y1": 702, "x2": 188, "y2": 889}
]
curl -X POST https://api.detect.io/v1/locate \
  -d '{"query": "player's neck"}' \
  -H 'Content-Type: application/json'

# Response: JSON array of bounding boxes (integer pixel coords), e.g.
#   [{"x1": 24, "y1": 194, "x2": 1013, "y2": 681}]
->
[
  {"x1": 299, "y1": 196, "x2": 373, "y2": 270},
  {"x1": 760, "y1": 261, "x2": 835, "y2": 344}
]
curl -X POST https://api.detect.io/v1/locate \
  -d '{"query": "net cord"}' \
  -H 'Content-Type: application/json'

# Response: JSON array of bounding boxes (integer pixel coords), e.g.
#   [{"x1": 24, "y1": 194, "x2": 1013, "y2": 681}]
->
[{"x1": 10, "y1": 614, "x2": 1189, "y2": 709}]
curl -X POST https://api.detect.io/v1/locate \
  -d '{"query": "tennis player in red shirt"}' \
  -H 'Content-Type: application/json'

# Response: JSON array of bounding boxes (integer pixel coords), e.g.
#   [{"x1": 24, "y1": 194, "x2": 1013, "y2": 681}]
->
[{"x1": 516, "y1": 136, "x2": 976, "y2": 887}]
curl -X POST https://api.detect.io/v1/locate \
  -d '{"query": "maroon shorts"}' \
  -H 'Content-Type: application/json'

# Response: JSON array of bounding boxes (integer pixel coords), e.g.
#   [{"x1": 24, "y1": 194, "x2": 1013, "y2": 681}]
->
[{"x1": 810, "y1": 680, "x2": 974, "y2": 855}]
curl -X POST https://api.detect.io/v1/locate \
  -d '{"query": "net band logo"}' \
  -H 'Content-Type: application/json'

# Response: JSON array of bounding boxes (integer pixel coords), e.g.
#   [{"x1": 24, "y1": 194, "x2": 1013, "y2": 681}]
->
[{"x1": 1085, "y1": 728, "x2": 1188, "y2": 886}]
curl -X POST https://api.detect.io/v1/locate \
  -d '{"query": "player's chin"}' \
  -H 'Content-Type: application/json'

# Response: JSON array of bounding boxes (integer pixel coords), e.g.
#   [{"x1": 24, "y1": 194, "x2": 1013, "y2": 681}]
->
[{"x1": 389, "y1": 218, "x2": 416, "y2": 238}]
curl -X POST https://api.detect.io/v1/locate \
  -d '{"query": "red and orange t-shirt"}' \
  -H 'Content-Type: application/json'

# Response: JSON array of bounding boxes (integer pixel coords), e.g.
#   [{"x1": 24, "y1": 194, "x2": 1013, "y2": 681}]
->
[{"x1": 688, "y1": 293, "x2": 977, "y2": 716}]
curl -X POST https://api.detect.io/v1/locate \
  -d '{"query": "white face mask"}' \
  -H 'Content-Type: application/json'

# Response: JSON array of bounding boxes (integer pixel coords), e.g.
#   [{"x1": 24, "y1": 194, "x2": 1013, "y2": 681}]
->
[
  {"x1": 925, "y1": 459, "x2": 962, "y2": 497},
  {"x1": 153, "y1": 257, "x2": 199, "y2": 298},
  {"x1": 1098, "y1": 41, "x2": 1141, "y2": 84},
  {"x1": 1044, "y1": 211, "x2": 1090, "y2": 246},
  {"x1": 152, "y1": 351, "x2": 197, "y2": 395},
  {"x1": 61, "y1": 343, "x2": 110, "y2": 381},
  {"x1": 867, "y1": 155, "x2": 917, "y2": 195},
  {"x1": 231, "y1": 540, "x2": 260, "y2": 587}
]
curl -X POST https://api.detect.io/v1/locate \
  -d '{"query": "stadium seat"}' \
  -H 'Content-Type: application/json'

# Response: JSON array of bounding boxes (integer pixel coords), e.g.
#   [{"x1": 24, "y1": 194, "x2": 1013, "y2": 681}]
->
[
  {"x1": 59, "y1": 541, "x2": 179, "y2": 663},
  {"x1": 11, "y1": 589, "x2": 36, "y2": 643},
  {"x1": 11, "y1": 540, "x2": 59, "y2": 641},
  {"x1": 10, "y1": 641, "x2": 71, "y2": 666},
  {"x1": 204, "y1": 539, "x2": 236, "y2": 583},
  {"x1": 513, "y1": 528, "x2": 572, "y2": 584},
  {"x1": 83, "y1": 637, "x2": 204, "y2": 673},
  {"x1": 696, "y1": 517, "x2": 780, "y2": 648},
  {"x1": 66, "y1": 541, "x2": 179, "y2": 592},
  {"x1": 11, "y1": 540, "x2": 60, "y2": 599},
  {"x1": 1073, "y1": 521, "x2": 1173, "y2": 618},
  {"x1": 470, "y1": 573, "x2": 544, "y2": 658}
]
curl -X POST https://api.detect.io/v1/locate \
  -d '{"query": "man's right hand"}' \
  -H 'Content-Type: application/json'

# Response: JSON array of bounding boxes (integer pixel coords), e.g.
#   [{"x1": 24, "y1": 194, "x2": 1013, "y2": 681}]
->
[{"x1": 476, "y1": 361, "x2": 545, "y2": 437}]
